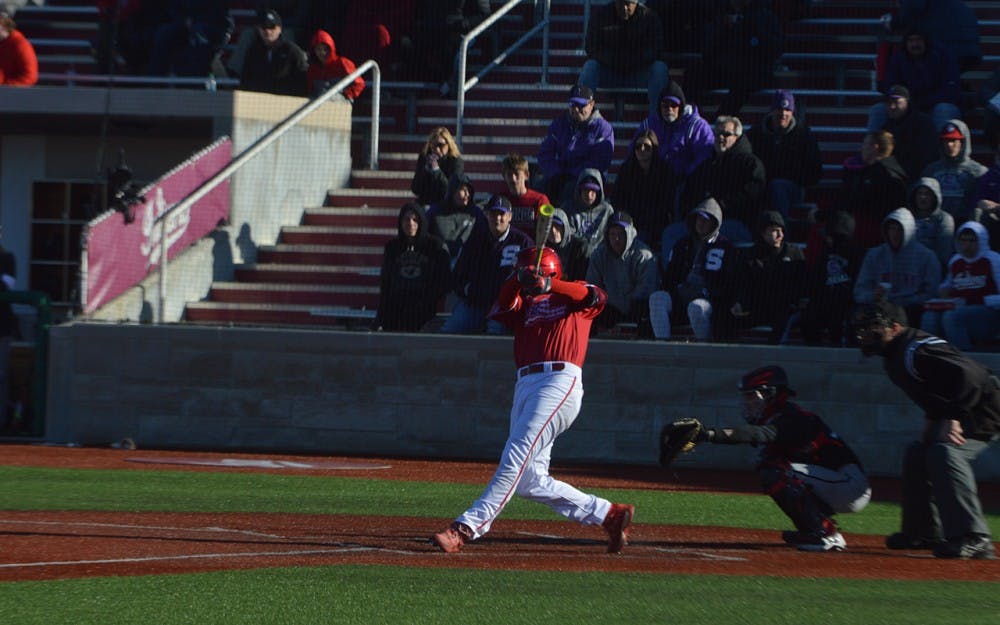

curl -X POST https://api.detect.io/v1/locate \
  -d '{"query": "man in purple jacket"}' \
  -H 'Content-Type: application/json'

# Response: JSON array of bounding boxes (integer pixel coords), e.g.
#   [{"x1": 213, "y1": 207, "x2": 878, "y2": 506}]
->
[{"x1": 536, "y1": 84, "x2": 616, "y2": 207}]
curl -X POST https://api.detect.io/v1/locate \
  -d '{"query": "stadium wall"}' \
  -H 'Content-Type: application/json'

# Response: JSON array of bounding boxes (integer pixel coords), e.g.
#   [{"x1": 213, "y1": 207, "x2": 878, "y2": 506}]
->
[{"x1": 45, "y1": 323, "x2": 1000, "y2": 479}]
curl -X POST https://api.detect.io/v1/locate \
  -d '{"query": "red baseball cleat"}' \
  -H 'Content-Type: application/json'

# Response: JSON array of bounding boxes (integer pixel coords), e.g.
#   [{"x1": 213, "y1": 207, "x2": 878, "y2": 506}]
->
[
  {"x1": 602, "y1": 503, "x2": 635, "y2": 554},
  {"x1": 432, "y1": 522, "x2": 472, "y2": 553}
]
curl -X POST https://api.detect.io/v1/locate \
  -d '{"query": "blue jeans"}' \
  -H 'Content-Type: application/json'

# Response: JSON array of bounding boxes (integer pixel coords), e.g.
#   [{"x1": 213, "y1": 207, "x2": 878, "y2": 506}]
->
[
  {"x1": 767, "y1": 178, "x2": 805, "y2": 222},
  {"x1": 440, "y1": 299, "x2": 507, "y2": 335},
  {"x1": 943, "y1": 305, "x2": 1000, "y2": 351},
  {"x1": 579, "y1": 59, "x2": 670, "y2": 118}
]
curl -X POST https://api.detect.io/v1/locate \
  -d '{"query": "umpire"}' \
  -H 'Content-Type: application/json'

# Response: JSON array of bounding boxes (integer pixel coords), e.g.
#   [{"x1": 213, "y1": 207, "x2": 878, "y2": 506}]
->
[{"x1": 852, "y1": 300, "x2": 1000, "y2": 559}]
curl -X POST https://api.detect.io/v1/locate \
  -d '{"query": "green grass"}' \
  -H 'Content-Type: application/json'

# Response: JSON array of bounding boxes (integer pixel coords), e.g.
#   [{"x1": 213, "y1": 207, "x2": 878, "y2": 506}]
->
[
  {"x1": 3, "y1": 465, "x2": 1000, "y2": 625},
  {"x1": 0, "y1": 464, "x2": 961, "y2": 535},
  {"x1": 1, "y1": 565, "x2": 998, "y2": 625}
]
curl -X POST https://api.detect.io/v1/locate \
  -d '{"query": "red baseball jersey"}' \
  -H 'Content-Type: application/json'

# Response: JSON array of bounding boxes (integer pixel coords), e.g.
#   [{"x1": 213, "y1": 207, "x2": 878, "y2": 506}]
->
[
  {"x1": 490, "y1": 281, "x2": 605, "y2": 368},
  {"x1": 507, "y1": 189, "x2": 552, "y2": 236},
  {"x1": 948, "y1": 256, "x2": 1000, "y2": 305}
]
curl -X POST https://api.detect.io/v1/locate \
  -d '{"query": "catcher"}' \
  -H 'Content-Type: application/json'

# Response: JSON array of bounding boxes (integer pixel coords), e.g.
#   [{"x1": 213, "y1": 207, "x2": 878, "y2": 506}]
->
[{"x1": 660, "y1": 365, "x2": 871, "y2": 552}]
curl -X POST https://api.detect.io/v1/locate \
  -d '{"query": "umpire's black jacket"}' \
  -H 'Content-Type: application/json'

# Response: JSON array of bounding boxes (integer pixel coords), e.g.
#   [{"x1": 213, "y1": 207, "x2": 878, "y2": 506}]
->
[{"x1": 882, "y1": 328, "x2": 1000, "y2": 438}]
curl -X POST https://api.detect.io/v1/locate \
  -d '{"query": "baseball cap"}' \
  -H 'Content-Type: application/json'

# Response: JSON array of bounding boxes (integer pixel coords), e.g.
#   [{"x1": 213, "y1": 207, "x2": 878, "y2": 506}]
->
[
  {"x1": 484, "y1": 194, "x2": 512, "y2": 213},
  {"x1": 579, "y1": 179, "x2": 601, "y2": 192},
  {"x1": 660, "y1": 94, "x2": 682, "y2": 106},
  {"x1": 258, "y1": 9, "x2": 281, "y2": 28},
  {"x1": 770, "y1": 89, "x2": 795, "y2": 113},
  {"x1": 569, "y1": 84, "x2": 594, "y2": 107},
  {"x1": 940, "y1": 122, "x2": 964, "y2": 140},
  {"x1": 885, "y1": 84, "x2": 910, "y2": 101}
]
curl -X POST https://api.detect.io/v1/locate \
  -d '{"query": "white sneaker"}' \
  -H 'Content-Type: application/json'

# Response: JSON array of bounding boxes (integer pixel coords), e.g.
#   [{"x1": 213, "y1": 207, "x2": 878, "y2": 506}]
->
[{"x1": 795, "y1": 531, "x2": 847, "y2": 552}]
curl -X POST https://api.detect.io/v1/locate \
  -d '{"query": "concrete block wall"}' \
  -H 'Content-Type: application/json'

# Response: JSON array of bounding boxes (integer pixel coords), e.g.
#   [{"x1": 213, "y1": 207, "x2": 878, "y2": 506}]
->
[{"x1": 45, "y1": 323, "x2": 1000, "y2": 479}]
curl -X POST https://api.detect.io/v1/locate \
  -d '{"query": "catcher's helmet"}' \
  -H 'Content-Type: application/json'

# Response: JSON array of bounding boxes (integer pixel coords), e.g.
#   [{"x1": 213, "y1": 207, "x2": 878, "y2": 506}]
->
[
  {"x1": 517, "y1": 246, "x2": 563, "y2": 280},
  {"x1": 738, "y1": 365, "x2": 795, "y2": 397}
]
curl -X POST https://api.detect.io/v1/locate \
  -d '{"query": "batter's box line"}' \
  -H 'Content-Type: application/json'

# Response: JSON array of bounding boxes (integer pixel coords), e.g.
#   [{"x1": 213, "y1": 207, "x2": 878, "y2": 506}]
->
[
  {"x1": 0, "y1": 519, "x2": 287, "y2": 540},
  {"x1": 514, "y1": 531, "x2": 750, "y2": 561}
]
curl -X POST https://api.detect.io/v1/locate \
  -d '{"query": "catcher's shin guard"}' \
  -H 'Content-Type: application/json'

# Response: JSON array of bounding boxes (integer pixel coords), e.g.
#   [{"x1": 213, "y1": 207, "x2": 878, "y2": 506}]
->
[{"x1": 760, "y1": 467, "x2": 831, "y2": 535}]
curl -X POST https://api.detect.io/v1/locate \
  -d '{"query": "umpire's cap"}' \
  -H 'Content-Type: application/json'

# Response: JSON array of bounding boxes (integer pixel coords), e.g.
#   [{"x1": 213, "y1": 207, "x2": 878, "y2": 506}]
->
[{"x1": 851, "y1": 300, "x2": 907, "y2": 330}]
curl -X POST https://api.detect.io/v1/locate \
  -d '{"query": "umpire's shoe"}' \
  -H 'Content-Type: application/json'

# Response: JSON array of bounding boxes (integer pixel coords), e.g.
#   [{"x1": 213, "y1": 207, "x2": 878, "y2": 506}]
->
[
  {"x1": 602, "y1": 503, "x2": 635, "y2": 554},
  {"x1": 932, "y1": 534, "x2": 996, "y2": 560},
  {"x1": 431, "y1": 522, "x2": 473, "y2": 553}
]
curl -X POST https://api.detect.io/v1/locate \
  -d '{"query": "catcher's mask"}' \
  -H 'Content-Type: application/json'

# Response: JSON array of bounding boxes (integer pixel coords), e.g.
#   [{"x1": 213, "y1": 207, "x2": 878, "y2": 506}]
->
[
  {"x1": 851, "y1": 301, "x2": 907, "y2": 356},
  {"x1": 738, "y1": 365, "x2": 794, "y2": 423},
  {"x1": 517, "y1": 246, "x2": 563, "y2": 280}
]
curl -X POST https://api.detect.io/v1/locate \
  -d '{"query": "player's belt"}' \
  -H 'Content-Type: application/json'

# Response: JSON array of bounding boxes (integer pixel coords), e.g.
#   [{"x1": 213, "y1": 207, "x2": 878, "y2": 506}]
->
[{"x1": 517, "y1": 362, "x2": 566, "y2": 379}]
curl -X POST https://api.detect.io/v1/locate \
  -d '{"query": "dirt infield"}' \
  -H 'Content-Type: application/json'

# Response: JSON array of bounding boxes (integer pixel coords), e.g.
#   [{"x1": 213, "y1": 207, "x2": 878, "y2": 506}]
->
[{"x1": 2, "y1": 445, "x2": 999, "y2": 583}]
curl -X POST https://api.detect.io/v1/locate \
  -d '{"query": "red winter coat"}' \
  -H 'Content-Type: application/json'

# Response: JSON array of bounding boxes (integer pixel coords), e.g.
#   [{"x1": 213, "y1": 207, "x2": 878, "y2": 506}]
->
[
  {"x1": 0, "y1": 30, "x2": 38, "y2": 86},
  {"x1": 306, "y1": 30, "x2": 365, "y2": 101}
]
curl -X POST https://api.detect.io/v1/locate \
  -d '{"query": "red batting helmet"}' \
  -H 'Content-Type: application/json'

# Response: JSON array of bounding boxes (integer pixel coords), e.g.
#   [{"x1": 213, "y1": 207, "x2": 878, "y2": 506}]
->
[{"x1": 516, "y1": 246, "x2": 563, "y2": 280}]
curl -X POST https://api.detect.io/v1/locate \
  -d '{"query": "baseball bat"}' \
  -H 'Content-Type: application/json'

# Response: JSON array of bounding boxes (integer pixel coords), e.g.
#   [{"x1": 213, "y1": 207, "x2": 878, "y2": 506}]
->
[{"x1": 533, "y1": 204, "x2": 555, "y2": 272}]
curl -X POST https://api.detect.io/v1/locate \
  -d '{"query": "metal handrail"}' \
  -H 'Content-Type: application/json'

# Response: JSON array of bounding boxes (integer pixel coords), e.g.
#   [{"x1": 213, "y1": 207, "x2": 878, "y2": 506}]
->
[
  {"x1": 455, "y1": 0, "x2": 551, "y2": 144},
  {"x1": 152, "y1": 60, "x2": 381, "y2": 322}
]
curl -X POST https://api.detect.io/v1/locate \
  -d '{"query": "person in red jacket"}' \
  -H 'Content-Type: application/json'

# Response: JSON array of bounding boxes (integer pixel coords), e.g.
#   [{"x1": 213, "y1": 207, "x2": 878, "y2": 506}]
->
[
  {"x1": 306, "y1": 30, "x2": 365, "y2": 102},
  {"x1": 0, "y1": 12, "x2": 38, "y2": 86}
]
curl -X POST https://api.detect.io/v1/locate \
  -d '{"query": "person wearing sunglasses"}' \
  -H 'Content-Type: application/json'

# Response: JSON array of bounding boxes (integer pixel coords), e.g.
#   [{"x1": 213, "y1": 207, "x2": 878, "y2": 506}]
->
[
  {"x1": 412, "y1": 127, "x2": 465, "y2": 206},
  {"x1": 239, "y1": 9, "x2": 309, "y2": 97},
  {"x1": 536, "y1": 85, "x2": 615, "y2": 207},
  {"x1": 610, "y1": 128, "x2": 673, "y2": 250}
]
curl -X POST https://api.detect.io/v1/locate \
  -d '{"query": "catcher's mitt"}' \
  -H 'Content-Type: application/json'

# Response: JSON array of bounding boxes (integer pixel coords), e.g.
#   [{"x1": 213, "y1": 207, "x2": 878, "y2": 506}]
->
[{"x1": 658, "y1": 418, "x2": 704, "y2": 468}]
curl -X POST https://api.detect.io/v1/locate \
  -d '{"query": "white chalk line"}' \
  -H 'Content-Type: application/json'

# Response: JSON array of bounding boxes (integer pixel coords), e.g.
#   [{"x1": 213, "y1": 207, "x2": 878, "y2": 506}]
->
[
  {"x1": 0, "y1": 545, "x2": 425, "y2": 570},
  {"x1": 0, "y1": 519, "x2": 286, "y2": 540},
  {"x1": 514, "y1": 531, "x2": 750, "y2": 561}
]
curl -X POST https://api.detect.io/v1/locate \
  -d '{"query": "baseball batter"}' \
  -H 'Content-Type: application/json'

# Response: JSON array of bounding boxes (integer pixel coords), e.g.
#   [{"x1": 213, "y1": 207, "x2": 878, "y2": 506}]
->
[{"x1": 432, "y1": 247, "x2": 635, "y2": 553}]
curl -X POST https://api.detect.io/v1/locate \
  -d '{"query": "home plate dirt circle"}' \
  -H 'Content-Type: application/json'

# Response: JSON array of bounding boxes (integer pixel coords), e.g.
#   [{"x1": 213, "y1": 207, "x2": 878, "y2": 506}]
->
[{"x1": 125, "y1": 457, "x2": 392, "y2": 470}]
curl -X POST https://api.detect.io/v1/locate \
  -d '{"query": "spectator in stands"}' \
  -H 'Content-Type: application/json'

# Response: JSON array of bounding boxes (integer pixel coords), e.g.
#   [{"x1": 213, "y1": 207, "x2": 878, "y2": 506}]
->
[
  {"x1": 873, "y1": 84, "x2": 940, "y2": 182},
  {"x1": 373, "y1": 202, "x2": 452, "y2": 333},
  {"x1": 974, "y1": 145, "x2": 1000, "y2": 251},
  {"x1": 883, "y1": 0, "x2": 981, "y2": 73},
  {"x1": 611, "y1": 129, "x2": 673, "y2": 249},
  {"x1": 426, "y1": 172, "x2": 479, "y2": 267},
  {"x1": 147, "y1": 0, "x2": 232, "y2": 77},
  {"x1": 306, "y1": 30, "x2": 364, "y2": 101},
  {"x1": 238, "y1": 9, "x2": 309, "y2": 96},
  {"x1": 746, "y1": 90, "x2": 823, "y2": 221},
  {"x1": 979, "y1": 69, "x2": 1000, "y2": 152},
  {"x1": 580, "y1": 0, "x2": 671, "y2": 118},
  {"x1": 800, "y1": 210, "x2": 863, "y2": 346},
  {"x1": 853, "y1": 207, "x2": 941, "y2": 329},
  {"x1": 922, "y1": 119, "x2": 987, "y2": 224},
  {"x1": 684, "y1": 0, "x2": 784, "y2": 119},
  {"x1": 412, "y1": 127, "x2": 464, "y2": 207},
  {"x1": 921, "y1": 221, "x2": 1000, "y2": 351},
  {"x1": 0, "y1": 226, "x2": 16, "y2": 431},
  {"x1": 586, "y1": 212, "x2": 659, "y2": 335},
  {"x1": 403, "y1": 0, "x2": 491, "y2": 90},
  {"x1": 645, "y1": 0, "x2": 717, "y2": 54},
  {"x1": 729, "y1": 211, "x2": 808, "y2": 344},
  {"x1": 228, "y1": 2, "x2": 310, "y2": 77},
  {"x1": 546, "y1": 208, "x2": 590, "y2": 281},
  {"x1": 876, "y1": 31, "x2": 962, "y2": 134},
  {"x1": 839, "y1": 130, "x2": 909, "y2": 248},
  {"x1": 671, "y1": 115, "x2": 765, "y2": 253},
  {"x1": 340, "y1": 0, "x2": 416, "y2": 81},
  {"x1": 649, "y1": 198, "x2": 739, "y2": 341},
  {"x1": 0, "y1": 11, "x2": 36, "y2": 86},
  {"x1": 536, "y1": 85, "x2": 616, "y2": 207},
  {"x1": 563, "y1": 168, "x2": 616, "y2": 262},
  {"x1": 440, "y1": 194, "x2": 532, "y2": 334},
  {"x1": 500, "y1": 153, "x2": 551, "y2": 238},
  {"x1": 909, "y1": 177, "x2": 954, "y2": 269},
  {"x1": 631, "y1": 81, "x2": 715, "y2": 222}
]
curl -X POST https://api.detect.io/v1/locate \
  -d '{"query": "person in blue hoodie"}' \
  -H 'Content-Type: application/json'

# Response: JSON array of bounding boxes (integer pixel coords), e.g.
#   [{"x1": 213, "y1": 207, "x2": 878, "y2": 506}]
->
[
  {"x1": 909, "y1": 176, "x2": 954, "y2": 269},
  {"x1": 854, "y1": 207, "x2": 942, "y2": 329},
  {"x1": 563, "y1": 168, "x2": 616, "y2": 262}
]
